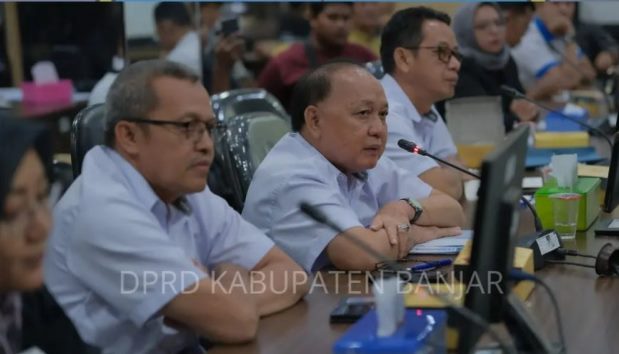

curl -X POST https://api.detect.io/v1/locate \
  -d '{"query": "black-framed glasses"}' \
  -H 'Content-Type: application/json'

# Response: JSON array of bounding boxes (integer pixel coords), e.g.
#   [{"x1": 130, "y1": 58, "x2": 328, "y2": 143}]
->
[
  {"x1": 124, "y1": 117, "x2": 219, "y2": 143},
  {"x1": 402, "y1": 44, "x2": 463, "y2": 64}
]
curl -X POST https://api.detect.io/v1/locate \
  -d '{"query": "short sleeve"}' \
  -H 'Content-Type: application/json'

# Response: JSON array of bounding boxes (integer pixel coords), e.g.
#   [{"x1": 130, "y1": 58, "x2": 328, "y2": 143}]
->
[
  {"x1": 193, "y1": 188, "x2": 274, "y2": 270},
  {"x1": 512, "y1": 29, "x2": 559, "y2": 89},
  {"x1": 249, "y1": 172, "x2": 363, "y2": 273},
  {"x1": 373, "y1": 157, "x2": 432, "y2": 206},
  {"x1": 385, "y1": 104, "x2": 439, "y2": 176},
  {"x1": 430, "y1": 114, "x2": 458, "y2": 159},
  {"x1": 67, "y1": 199, "x2": 206, "y2": 328}
]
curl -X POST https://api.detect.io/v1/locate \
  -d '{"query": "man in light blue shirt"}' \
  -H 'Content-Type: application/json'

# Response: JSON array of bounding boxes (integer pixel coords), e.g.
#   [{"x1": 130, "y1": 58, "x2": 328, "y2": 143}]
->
[
  {"x1": 243, "y1": 62, "x2": 465, "y2": 273},
  {"x1": 44, "y1": 60, "x2": 308, "y2": 354},
  {"x1": 379, "y1": 7, "x2": 465, "y2": 200}
]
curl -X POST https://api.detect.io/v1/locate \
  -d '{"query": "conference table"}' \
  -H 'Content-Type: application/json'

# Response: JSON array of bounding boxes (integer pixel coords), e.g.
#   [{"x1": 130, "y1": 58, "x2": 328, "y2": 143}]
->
[{"x1": 211, "y1": 156, "x2": 619, "y2": 354}]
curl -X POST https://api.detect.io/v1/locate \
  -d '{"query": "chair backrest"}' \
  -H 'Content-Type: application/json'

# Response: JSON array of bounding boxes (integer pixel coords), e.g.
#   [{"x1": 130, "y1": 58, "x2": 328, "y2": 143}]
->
[
  {"x1": 211, "y1": 88, "x2": 289, "y2": 124},
  {"x1": 365, "y1": 60, "x2": 384, "y2": 79},
  {"x1": 211, "y1": 111, "x2": 290, "y2": 211},
  {"x1": 71, "y1": 103, "x2": 106, "y2": 177},
  {"x1": 445, "y1": 96, "x2": 505, "y2": 145}
]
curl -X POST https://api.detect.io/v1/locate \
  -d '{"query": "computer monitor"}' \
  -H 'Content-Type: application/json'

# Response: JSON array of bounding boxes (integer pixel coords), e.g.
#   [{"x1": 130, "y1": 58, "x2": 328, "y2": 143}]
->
[
  {"x1": 603, "y1": 134, "x2": 619, "y2": 213},
  {"x1": 458, "y1": 125, "x2": 529, "y2": 351}
]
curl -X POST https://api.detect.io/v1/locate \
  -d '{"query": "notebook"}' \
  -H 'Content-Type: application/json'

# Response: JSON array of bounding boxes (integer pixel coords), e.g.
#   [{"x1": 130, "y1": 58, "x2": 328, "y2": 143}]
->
[{"x1": 409, "y1": 230, "x2": 473, "y2": 255}]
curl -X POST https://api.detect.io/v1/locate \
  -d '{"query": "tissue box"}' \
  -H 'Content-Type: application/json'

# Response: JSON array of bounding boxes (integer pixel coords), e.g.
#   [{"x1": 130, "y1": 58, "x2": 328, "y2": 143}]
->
[
  {"x1": 333, "y1": 309, "x2": 447, "y2": 354},
  {"x1": 534, "y1": 177, "x2": 601, "y2": 231},
  {"x1": 534, "y1": 131, "x2": 589, "y2": 148},
  {"x1": 544, "y1": 109, "x2": 588, "y2": 132},
  {"x1": 21, "y1": 80, "x2": 73, "y2": 104},
  {"x1": 403, "y1": 243, "x2": 534, "y2": 351}
]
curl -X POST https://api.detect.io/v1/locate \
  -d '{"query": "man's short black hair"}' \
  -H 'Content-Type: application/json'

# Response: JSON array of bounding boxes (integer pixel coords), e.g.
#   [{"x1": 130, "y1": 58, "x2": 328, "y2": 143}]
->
[
  {"x1": 289, "y1": 61, "x2": 363, "y2": 132},
  {"x1": 154, "y1": 2, "x2": 191, "y2": 27},
  {"x1": 308, "y1": 2, "x2": 353, "y2": 18},
  {"x1": 497, "y1": 2, "x2": 535, "y2": 14},
  {"x1": 380, "y1": 7, "x2": 451, "y2": 75}
]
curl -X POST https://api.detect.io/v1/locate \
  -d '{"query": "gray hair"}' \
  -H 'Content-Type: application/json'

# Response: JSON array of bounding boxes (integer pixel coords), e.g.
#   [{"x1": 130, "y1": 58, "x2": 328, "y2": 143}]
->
[{"x1": 104, "y1": 59, "x2": 200, "y2": 147}]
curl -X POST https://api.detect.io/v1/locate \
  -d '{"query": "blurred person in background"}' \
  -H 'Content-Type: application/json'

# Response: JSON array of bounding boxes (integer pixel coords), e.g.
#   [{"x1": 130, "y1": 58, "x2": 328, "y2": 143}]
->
[
  {"x1": 498, "y1": 2, "x2": 535, "y2": 48},
  {"x1": 571, "y1": 4, "x2": 619, "y2": 75},
  {"x1": 155, "y1": 2, "x2": 201, "y2": 76},
  {"x1": 511, "y1": 1, "x2": 596, "y2": 100},
  {"x1": 0, "y1": 119, "x2": 57, "y2": 354},
  {"x1": 449, "y1": 2, "x2": 538, "y2": 132},
  {"x1": 258, "y1": 3, "x2": 376, "y2": 110},
  {"x1": 349, "y1": 2, "x2": 383, "y2": 57},
  {"x1": 200, "y1": 2, "x2": 255, "y2": 94}
]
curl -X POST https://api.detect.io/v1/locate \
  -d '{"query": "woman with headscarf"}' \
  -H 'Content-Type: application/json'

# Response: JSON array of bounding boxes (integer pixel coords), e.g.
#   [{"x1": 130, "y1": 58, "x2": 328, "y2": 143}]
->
[
  {"x1": 451, "y1": 2, "x2": 538, "y2": 131},
  {"x1": 0, "y1": 118, "x2": 53, "y2": 354}
]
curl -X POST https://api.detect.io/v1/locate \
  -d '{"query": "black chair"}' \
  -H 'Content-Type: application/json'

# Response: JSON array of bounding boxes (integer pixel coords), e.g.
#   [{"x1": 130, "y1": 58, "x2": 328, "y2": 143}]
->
[
  {"x1": 208, "y1": 89, "x2": 290, "y2": 211},
  {"x1": 211, "y1": 88, "x2": 290, "y2": 124},
  {"x1": 70, "y1": 103, "x2": 105, "y2": 178},
  {"x1": 216, "y1": 111, "x2": 290, "y2": 210},
  {"x1": 52, "y1": 160, "x2": 74, "y2": 196},
  {"x1": 365, "y1": 60, "x2": 384, "y2": 79}
]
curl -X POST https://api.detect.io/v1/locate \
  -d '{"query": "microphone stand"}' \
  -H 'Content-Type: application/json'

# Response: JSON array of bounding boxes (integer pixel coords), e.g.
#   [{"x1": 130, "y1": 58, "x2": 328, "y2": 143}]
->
[{"x1": 403, "y1": 143, "x2": 544, "y2": 233}]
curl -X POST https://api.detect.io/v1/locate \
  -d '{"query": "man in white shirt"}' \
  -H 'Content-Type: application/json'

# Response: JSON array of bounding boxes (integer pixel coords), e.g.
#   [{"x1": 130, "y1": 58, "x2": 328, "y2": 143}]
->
[
  {"x1": 243, "y1": 62, "x2": 465, "y2": 272},
  {"x1": 511, "y1": 2, "x2": 595, "y2": 100},
  {"x1": 379, "y1": 7, "x2": 465, "y2": 199},
  {"x1": 45, "y1": 60, "x2": 308, "y2": 354},
  {"x1": 155, "y1": 2, "x2": 202, "y2": 76}
]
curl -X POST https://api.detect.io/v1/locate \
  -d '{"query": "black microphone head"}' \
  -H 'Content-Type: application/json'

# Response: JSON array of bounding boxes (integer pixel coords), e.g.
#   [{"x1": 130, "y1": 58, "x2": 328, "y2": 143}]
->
[
  {"x1": 499, "y1": 85, "x2": 523, "y2": 98},
  {"x1": 397, "y1": 139, "x2": 426, "y2": 156},
  {"x1": 299, "y1": 202, "x2": 328, "y2": 224},
  {"x1": 397, "y1": 139, "x2": 416, "y2": 151}
]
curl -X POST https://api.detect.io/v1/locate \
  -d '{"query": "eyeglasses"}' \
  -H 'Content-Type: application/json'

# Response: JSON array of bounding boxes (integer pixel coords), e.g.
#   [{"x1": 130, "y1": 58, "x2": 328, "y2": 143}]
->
[
  {"x1": 474, "y1": 18, "x2": 506, "y2": 32},
  {"x1": 124, "y1": 117, "x2": 219, "y2": 143},
  {"x1": 402, "y1": 44, "x2": 463, "y2": 64}
]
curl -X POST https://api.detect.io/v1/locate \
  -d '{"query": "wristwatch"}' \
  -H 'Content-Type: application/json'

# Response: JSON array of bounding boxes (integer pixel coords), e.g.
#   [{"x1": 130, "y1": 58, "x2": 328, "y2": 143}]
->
[{"x1": 401, "y1": 198, "x2": 423, "y2": 224}]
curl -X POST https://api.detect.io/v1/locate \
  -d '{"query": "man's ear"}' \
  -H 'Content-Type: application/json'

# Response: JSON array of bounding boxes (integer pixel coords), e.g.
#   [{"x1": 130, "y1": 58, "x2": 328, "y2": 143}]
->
[
  {"x1": 303, "y1": 105, "x2": 321, "y2": 139},
  {"x1": 114, "y1": 121, "x2": 141, "y2": 156},
  {"x1": 394, "y1": 47, "x2": 414, "y2": 74}
]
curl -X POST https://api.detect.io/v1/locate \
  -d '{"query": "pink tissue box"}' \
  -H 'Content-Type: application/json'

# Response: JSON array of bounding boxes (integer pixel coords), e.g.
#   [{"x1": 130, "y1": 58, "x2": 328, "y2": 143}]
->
[{"x1": 21, "y1": 80, "x2": 73, "y2": 104}]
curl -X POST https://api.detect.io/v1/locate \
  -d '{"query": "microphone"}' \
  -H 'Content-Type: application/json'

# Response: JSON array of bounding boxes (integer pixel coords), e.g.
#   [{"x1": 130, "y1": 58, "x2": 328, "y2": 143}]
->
[
  {"x1": 298, "y1": 201, "x2": 517, "y2": 354},
  {"x1": 499, "y1": 85, "x2": 613, "y2": 148},
  {"x1": 397, "y1": 139, "x2": 544, "y2": 232}
]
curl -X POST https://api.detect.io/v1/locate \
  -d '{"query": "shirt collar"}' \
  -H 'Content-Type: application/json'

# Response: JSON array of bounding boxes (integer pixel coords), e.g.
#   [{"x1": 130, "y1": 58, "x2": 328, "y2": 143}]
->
[
  {"x1": 381, "y1": 74, "x2": 423, "y2": 123},
  {"x1": 102, "y1": 147, "x2": 192, "y2": 215},
  {"x1": 534, "y1": 16, "x2": 555, "y2": 43}
]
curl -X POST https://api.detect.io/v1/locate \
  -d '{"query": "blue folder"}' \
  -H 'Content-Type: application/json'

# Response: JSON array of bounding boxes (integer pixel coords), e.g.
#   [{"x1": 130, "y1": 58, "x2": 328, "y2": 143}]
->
[{"x1": 526, "y1": 147, "x2": 603, "y2": 168}]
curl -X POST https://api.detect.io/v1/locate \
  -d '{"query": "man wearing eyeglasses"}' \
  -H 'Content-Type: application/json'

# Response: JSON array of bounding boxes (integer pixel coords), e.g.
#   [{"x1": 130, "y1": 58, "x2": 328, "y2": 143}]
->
[
  {"x1": 44, "y1": 60, "x2": 309, "y2": 354},
  {"x1": 379, "y1": 7, "x2": 465, "y2": 201}
]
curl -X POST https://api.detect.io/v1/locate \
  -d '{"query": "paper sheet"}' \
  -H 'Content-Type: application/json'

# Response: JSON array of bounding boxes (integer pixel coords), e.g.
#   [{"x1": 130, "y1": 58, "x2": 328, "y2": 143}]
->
[
  {"x1": 409, "y1": 230, "x2": 473, "y2": 255},
  {"x1": 577, "y1": 163, "x2": 609, "y2": 178}
]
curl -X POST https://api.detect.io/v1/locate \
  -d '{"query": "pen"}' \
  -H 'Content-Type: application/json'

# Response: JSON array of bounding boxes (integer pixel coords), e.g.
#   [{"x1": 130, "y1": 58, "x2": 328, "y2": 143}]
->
[{"x1": 409, "y1": 259, "x2": 453, "y2": 272}]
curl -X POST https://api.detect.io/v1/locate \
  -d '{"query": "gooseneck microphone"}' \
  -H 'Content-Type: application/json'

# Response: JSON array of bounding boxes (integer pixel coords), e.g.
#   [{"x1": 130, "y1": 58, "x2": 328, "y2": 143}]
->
[
  {"x1": 499, "y1": 85, "x2": 613, "y2": 149},
  {"x1": 299, "y1": 202, "x2": 403, "y2": 272},
  {"x1": 397, "y1": 139, "x2": 544, "y2": 232}
]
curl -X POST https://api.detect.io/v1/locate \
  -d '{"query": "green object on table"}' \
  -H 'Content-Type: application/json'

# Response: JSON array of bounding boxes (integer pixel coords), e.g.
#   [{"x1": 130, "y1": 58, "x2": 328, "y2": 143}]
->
[{"x1": 534, "y1": 177, "x2": 601, "y2": 231}]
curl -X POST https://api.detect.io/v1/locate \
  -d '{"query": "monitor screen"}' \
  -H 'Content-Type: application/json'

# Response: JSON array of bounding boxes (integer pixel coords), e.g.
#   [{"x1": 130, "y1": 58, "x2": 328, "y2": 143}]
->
[
  {"x1": 603, "y1": 134, "x2": 619, "y2": 212},
  {"x1": 458, "y1": 125, "x2": 529, "y2": 351}
]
